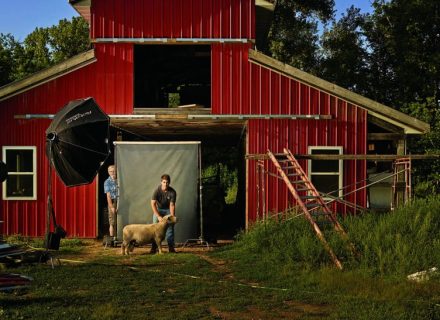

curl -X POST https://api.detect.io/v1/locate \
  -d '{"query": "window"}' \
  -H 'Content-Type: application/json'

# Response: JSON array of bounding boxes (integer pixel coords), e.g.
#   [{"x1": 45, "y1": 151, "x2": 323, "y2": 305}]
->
[
  {"x1": 2, "y1": 146, "x2": 37, "y2": 200},
  {"x1": 308, "y1": 146, "x2": 343, "y2": 198}
]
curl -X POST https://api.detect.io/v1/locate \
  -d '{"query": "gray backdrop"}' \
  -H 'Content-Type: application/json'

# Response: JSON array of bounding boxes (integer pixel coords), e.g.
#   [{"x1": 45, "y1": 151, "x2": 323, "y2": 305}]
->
[{"x1": 115, "y1": 142, "x2": 200, "y2": 243}]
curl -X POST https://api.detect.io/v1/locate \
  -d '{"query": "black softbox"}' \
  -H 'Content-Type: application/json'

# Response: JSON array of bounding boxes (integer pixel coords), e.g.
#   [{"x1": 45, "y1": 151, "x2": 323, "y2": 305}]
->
[{"x1": 46, "y1": 97, "x2": 111, "y2": 187}]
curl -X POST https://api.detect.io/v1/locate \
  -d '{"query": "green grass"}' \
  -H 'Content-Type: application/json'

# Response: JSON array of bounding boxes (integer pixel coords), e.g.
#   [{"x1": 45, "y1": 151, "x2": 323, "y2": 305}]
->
[
  {"x1": 0, "y1": 251, "x2": 316, "y2": 320},
  {"x1": 213, "y1": 196, "x2": 440, "y2": 319},
  {"x1": 2, "y1": 197, "x2": 440, "y2": 319}
]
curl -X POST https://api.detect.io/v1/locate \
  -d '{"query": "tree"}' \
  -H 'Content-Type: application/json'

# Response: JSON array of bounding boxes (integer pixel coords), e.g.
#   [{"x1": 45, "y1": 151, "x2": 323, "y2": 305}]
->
[
  {"x1": 0, "y1": 17, "x2": 90, "y2": 85},
  {"x1": 319, "y1": 6, "x2": 369, "y2": 93},
  {"x1": 15, "y1": 27, "x2": 51, "y2": 79},
  {"x1": 363, "y1": 0, "x2": 440, "y2": 108},
  {"x1": 0, "y1": 34, "x2": 18, "y2": 86},
  {"x1": 48, "y1": 17, "x2": 90, "y2": 64},
  {"x1": 360, "y1": 0, "x2": 440, "y2": 189},
  {"x1": 267, "y1": 0, "x2": 335, "y2": 72}
]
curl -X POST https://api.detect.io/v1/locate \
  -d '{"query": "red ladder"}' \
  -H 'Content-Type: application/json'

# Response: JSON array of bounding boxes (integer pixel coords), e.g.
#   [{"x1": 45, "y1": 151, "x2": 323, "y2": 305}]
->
[
  {"x1": 391, "y1": 158, "x2": 412, "y2": 211},
  {"x1": 267, "y1": 148, "x2": 350, "y2": 269}
]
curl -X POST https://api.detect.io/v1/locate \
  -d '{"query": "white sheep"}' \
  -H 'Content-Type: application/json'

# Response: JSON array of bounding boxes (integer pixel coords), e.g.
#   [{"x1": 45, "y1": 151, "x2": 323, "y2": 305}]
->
[{"x1": 121, "y1": 214, "x2": 177, "y2": 255}]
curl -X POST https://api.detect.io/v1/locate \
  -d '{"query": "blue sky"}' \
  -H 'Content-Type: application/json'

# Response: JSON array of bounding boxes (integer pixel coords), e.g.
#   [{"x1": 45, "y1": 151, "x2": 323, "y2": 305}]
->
[{"x1": 0, "y1": 0, "x2": 374, "y2": 41}]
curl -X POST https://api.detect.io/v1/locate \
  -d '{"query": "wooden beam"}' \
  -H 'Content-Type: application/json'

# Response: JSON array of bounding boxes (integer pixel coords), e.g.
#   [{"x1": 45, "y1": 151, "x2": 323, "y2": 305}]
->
[
  {"x1": 248, "y1": 49, "x2": 430, "y2": 134},
  {"x1": 246, "y1": 154, "x2": 440, "y2": 161},
  {"x1": 368, "y1": 133, "x2": 405, "y2": 141},
  {"x1": 368, "y1": 115, "x2": 403, "y2": 133}
]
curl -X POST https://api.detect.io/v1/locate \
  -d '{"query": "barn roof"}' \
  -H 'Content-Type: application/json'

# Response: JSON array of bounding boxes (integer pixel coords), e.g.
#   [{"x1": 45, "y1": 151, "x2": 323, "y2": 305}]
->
[
  {"x1": 0, "y1": 49, "x2": 96, "y2": 102},
  {"x1": 249, "y1": 50, "x2": 430, "y2": 134}
]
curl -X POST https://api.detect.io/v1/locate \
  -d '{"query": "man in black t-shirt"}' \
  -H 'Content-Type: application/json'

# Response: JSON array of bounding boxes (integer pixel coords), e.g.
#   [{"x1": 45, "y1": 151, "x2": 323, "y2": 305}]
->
[{"x1": 150, "y1": 174, "x2": 177, "y2": 253}]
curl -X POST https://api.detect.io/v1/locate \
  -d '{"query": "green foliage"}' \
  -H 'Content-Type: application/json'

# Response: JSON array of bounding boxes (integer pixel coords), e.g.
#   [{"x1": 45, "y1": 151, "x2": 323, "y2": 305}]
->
[
  {"x1": 345, "y1": 197, "x2": 440, "y2": 275},
  {"x1": 267, "y1": 0, "x2": 334, "y2": 72},
  {"x1": 363, "y1": 0, "x2": 440, "y2": 107},
  {"x1": 19, "y1": 27, "x2": 51, "y2": 77},
  {"x1": 0, "y1": 34, "x2": 19, "y2": 86},
  {"x1": 48, "y1": 17, "x2": 90, "y2": 63},
  {"x1": 202, "y1": 146, "x2": 241, "y2": 204},
  {"x1": 225, "y1": 197, "x2": 440, "y2": 277},
  {"x1": 319, "y1": 6, "x2": 369, "y2": 93},
  {"x1": 0, "y1": 17, "x2": 90, "y2": 85},
  {"x1": 403, "y1": 97, "x2": 440, "y2": 191}
]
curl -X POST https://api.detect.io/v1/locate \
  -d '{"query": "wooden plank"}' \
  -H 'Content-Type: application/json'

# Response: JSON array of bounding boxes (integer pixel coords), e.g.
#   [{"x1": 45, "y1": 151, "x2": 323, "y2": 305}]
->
[
  {"x1": 155, "y1": 114, "x2": 189, "y2": 120},
  {"x1": 246, "y1": 153, "x2": 440, "y2": 161}
]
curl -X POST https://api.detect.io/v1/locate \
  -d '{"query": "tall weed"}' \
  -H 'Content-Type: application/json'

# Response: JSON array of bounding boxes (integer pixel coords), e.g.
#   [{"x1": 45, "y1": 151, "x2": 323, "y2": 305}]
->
[{"x1": 227, "y1": 196, "x2": 440, "y2": 276}]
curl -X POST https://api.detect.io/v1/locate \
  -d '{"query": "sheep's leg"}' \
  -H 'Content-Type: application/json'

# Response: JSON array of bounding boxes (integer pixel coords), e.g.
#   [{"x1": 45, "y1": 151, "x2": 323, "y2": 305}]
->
[
  {"x1": 129, "y1": 241, "x2": 135, "y2": 253},
  {"x1": 121, "y1": 241, "x2": 127, "y2": 255},
  {"x1": 155, "y1": 238, "x2": 163, "y2": 254}
]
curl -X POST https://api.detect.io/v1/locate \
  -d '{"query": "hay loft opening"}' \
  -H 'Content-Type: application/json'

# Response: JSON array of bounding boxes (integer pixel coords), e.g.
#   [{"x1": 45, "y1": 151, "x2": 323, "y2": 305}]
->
[{"x1": 134, "y1": 45, "x2": 211, "y2": 108}]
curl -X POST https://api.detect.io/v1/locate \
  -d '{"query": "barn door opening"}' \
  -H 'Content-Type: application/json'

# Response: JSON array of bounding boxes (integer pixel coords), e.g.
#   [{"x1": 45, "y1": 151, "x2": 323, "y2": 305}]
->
[{"x1": 97, "y1": 122, "x2": 247, "y2": 242}]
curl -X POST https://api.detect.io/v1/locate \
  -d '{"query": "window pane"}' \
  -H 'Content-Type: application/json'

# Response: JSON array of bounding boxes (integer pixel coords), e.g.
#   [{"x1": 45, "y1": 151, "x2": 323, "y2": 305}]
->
[
  {"x1": 6, "y1": 150, "x2": 34, "y2": 172},
  {"x1": 5, "y1": 174, "x2": 34, "y2": 197},
  {"x1": 310, "y1": 149, "x2": 340, "y2": 172},
  {"x1": 311, "y1": 175, "x2": 339, "y2": 195},
  {"x1": 312, "y1": 160, "x2": 339, "y2": 172}
]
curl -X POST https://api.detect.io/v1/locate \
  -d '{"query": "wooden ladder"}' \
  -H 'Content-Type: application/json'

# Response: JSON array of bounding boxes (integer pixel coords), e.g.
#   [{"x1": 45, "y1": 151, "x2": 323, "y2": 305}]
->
[
  {"x1": 391, "y1": 157, "x2": 412, "y2": 211},
  {"x1": 267, "y1": 148, "x2": 353, "y2": 270}
]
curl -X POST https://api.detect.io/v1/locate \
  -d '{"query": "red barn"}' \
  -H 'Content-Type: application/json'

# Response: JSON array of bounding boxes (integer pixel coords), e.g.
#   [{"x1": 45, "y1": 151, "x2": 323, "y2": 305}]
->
[{"x1": 0, "y1": 0, "x2": 429, "y2": 239}]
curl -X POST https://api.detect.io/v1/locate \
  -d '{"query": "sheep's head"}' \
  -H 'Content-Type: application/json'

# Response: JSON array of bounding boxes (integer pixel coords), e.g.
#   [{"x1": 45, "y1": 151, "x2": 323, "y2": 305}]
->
[{"x1": 163, "y1": 214, "x2": 177, "y2": 224}]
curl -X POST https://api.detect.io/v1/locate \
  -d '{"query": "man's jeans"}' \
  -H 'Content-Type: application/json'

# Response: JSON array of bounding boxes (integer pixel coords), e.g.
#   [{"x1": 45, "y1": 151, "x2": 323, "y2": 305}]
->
[{"x1": 153, "y1": 208, "x2": 175, "y2": 247}]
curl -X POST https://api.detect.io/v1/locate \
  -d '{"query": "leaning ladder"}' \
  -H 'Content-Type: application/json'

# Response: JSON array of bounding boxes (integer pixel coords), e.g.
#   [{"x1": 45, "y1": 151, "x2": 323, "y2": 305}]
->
[
  {"x1": 267, "y1": 148, "x2": 354, "y2": 270},
  {"x1": 391, "y1": 157, "x2": 412, "y2": 211}
]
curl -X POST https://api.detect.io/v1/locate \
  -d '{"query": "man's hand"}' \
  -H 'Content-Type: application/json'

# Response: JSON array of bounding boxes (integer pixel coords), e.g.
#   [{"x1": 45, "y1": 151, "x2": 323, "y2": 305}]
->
[{"x1": 157, "y1": 215, "x2": 163, "y2": 222}]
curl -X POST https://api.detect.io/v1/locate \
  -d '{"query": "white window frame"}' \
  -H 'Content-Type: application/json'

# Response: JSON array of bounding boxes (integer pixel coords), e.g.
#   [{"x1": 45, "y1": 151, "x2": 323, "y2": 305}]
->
[
  {"x1": 308, "y1": 146, "x2": 343, "y2": 198},
  {"x1": 2, "y1": 146, "x2": 37, "y2": 200}
]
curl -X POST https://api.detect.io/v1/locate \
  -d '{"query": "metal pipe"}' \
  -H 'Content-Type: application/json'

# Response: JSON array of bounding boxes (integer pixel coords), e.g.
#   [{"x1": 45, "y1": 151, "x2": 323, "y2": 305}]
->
[{"x1": 93, "y1": 38, "x2": 250, "y2": 44}]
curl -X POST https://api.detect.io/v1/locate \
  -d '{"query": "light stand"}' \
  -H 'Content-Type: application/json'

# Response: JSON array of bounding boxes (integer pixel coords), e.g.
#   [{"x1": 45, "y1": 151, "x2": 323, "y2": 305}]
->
[{"x1": 44, "y1": 135, "x2": 68, "y2": 267}]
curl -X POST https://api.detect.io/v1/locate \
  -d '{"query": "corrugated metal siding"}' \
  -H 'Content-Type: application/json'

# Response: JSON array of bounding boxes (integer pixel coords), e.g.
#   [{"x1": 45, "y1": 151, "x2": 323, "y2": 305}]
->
[
  {"x1": 0, "y1": 44, "x2": 134, "y2": 237},
  {"x1": 91, "y1": 0, "x2": 255, "y2": 39},
  {"x1": 212, "y1": 44, "x2": 367, "y2": 220}
]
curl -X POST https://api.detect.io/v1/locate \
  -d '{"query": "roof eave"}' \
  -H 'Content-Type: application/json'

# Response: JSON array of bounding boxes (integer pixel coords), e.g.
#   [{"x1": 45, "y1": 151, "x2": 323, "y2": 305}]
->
[
  {"x1": 68, "y1": 0, "x2": 91, "y2": 23},
  {"x1": 0, "y1": 49, "x2": 96, "y2": 102}
]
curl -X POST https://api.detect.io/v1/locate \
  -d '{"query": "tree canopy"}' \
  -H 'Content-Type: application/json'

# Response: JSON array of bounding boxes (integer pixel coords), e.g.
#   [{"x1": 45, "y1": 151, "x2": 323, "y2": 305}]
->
[{"x1": 0, "y1": 16, "x2": 90, "y2": 87}]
